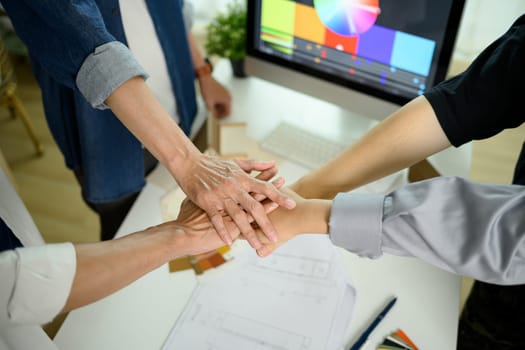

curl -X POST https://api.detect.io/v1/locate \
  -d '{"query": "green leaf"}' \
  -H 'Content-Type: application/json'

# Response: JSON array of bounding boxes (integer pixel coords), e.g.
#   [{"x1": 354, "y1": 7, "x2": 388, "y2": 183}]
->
[{"x1": 205, "y1": 0, "x2": 246, "y2": 60}]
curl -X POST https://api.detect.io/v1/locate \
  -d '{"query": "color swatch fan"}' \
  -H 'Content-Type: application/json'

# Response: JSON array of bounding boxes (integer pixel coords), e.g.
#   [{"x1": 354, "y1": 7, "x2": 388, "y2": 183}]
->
[
  {"x1": 377, "y1": 329, "x2": 419, "y2": 350},
  {"x1": 314, "y1": 0, "x2": 381, "y2": 36}
]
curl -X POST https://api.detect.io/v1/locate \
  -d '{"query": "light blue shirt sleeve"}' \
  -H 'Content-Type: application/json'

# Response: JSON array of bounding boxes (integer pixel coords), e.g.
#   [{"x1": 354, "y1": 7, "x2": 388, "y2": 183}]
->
[{"x1": 329, "y1": 176, "x2": 525, "y2": 285}]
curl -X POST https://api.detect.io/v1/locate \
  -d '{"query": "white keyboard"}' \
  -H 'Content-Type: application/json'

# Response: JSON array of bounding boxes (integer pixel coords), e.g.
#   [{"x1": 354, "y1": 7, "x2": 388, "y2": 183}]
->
[{"x1": 260, "y1": 122, "x2": 348, "y2": 169}]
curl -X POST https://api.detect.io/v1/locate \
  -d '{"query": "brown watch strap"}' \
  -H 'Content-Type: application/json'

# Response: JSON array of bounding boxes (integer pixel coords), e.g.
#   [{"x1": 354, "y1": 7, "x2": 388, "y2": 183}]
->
[{"x1": 195, "y1": 59, "x2": 213, "y2": 79}]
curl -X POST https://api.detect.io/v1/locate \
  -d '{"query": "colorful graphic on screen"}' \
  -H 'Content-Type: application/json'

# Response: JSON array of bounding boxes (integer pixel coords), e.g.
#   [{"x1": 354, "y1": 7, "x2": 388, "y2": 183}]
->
[
  {"x1": 259, "y1": 0, "x2": 437, "y2": 96},
  {"x1": 314, "y1": 0, "x2": 380, "y2": 36},
  {"x1": 261, "y1": 0, "x2": 435, "y2": 77}
]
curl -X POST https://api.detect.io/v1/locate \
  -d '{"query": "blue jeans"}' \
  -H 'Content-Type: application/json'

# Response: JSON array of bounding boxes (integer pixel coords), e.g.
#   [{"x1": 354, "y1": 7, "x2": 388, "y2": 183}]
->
[{"x1": 74, "y1": 148, "x2": 158, "y2": 241}]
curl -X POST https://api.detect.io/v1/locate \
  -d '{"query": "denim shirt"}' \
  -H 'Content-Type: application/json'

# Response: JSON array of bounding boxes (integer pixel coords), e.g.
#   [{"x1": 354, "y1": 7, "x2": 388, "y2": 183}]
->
[{"x1": 1, "y1": 0, "x2": 196, "y2": 203}]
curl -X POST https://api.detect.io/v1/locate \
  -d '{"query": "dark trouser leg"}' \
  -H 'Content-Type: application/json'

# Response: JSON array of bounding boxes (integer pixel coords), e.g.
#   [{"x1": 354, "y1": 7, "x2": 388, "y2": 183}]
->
[
  {"x1": 458, "y1": 282, "x2": 525, "y2": 350},
  {"x1": 458, "y1": 142, "x2": 525, "y2": 350},
  {"x1": 84, "y1": 192, "x2": 140, "y2": 241},
  {"x1": 75, "y1": 148, "x2": 158, "y2": 241}
]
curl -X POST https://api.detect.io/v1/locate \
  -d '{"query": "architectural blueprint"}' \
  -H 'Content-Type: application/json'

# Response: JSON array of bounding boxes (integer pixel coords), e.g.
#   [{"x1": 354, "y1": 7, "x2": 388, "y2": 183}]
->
[{"x1": 162, "y1": 235, "x2": 356, "y2": 350}]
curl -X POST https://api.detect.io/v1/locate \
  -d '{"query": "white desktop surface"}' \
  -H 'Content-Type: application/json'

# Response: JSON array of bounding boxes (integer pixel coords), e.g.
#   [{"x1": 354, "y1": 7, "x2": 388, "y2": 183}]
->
[
  {"x1": 54, "y1": 61, "x2": 463, "y2": 350},
  {"x1": 54, "y1": 165, "x2": 460, "y2": 350}
]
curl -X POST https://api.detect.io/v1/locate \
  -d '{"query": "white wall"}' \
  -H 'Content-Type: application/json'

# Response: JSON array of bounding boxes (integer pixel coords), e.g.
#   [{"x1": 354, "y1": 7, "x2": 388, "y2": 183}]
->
[
  {"x1": 454, "y1": 0, "x2": 525, "y2": 61},
  {"x1": 189, "y1": 0, "x2": 525, "y2": 62},
  {"x1": 190, "y1": 0, "x2": 233, "y2": 23}
]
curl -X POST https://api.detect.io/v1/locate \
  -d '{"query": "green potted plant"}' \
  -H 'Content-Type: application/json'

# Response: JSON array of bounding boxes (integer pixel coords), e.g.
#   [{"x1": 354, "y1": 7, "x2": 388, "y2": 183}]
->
[{"x1": 205, "y1": 1, "x2": 247, "y2": 77}]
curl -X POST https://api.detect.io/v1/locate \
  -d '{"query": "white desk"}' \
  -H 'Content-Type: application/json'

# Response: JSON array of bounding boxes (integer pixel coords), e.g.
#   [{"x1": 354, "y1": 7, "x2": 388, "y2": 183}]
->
[{"x1": 55, "y1": 61, "x2": 464, "y2": 350}]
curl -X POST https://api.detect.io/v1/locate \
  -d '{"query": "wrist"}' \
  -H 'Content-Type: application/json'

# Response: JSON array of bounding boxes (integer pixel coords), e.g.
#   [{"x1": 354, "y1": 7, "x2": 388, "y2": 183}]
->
[
  {"x1": 165, "y1": 227, "x2": 191, "y2": 260},
  {"x1": 166, "y1": 140, "x2": 202, "y2": 181},
  {"x1": 195, "y1": 57, "x2": 213, "y2": 81},
  {"x1": 300, "y1": 199, "x2": 331, "y2": 234},
  {"x1": 197, "y1": 73, "x2": 213, "y2": 87},
  {"x1": 123, "y1": 227, "x2": 188, "y2": 264}
]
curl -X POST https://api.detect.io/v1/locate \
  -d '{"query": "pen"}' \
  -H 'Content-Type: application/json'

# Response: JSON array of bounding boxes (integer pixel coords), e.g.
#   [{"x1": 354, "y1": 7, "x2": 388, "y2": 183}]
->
[{"x1": 349, "y1": 297, "x2": 397, "y2": 350}]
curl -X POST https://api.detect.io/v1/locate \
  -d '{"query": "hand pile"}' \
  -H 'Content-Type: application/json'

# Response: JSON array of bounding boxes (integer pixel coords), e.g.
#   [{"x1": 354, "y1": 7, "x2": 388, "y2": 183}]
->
[{"x1": 174, "y1": 155, "x2": 305, "y2": 257}]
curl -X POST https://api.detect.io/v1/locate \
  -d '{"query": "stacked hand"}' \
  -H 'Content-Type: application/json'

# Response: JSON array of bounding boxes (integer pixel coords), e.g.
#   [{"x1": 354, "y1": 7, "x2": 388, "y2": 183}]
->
[
  {"x1": 178, "y1": 76, "x2": 316, "y2": 256},
  {"x1": 235, "y1": 187, "x2": 330, "y2": 257},
  {"x1": 174, "y1": 183, "x2": 327, "y2": 259},
  {"x1": 173, "y1": 182, "x2": 290, "y2": 256},
  {"x1": 176, "y1": 153, "x2": 295, "y2": 250},
  {"x1": 247, "y1": 188, "x2": 311, "y2": 257}
]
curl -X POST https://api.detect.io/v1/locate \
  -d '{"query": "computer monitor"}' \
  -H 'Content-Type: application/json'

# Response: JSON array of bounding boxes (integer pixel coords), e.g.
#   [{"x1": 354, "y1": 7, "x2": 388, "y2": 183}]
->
[{"x1": 246, "y1": 0, "x2": 465, "y2": 121}]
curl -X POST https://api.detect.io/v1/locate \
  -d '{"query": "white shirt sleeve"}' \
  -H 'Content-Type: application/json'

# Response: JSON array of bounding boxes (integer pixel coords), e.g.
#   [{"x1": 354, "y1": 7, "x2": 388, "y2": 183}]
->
[
  {"x1": 329, "y1": 176, "x2": 525, "y2": 285},
  {"x1": 182, "y1": 0, "x2": 194, "y2": 32},
  {"x1": 0, "y1": 243, "x2": 76, "y2": 328}
]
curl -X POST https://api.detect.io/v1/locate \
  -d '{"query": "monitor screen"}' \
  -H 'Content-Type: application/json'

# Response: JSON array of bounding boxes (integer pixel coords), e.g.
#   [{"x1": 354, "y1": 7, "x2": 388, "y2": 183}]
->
[{"x1": 246, "y1": 0, "x2": 465, "y2": 119}]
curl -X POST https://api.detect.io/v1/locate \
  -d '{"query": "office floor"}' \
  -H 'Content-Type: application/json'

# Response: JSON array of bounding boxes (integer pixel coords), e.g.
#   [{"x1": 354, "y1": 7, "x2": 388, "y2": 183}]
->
[{"x1": 1, "y1": 58, "x2": 524, "y2": 337}]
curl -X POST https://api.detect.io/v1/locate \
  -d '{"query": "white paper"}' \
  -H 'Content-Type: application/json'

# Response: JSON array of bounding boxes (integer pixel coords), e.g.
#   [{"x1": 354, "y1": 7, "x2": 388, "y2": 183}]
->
[{"x1": 162, "y1": 235, "x2": 356, "y2": 350}]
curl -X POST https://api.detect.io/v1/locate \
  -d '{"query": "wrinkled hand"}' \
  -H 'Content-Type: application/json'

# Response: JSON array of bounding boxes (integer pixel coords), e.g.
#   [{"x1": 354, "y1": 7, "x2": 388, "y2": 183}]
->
[
  {"x1": 176, "y1": 154, "x2": 296, "y2": 249},
  {"x1": 198, "y1": 75, "x2": 231, "y2": 119},
  {"x1": 173, "y1": 198, "x2": 239, "y2": 256}
]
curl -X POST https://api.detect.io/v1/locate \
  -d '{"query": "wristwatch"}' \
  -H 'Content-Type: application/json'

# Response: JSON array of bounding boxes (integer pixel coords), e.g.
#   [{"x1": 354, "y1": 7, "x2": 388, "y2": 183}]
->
[{"x1": 195, "y1": 57, "x2": 213, "y2": 79}]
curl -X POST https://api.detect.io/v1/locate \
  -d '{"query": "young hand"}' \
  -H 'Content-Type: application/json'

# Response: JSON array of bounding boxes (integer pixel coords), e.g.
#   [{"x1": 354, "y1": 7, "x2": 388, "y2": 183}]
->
[{"x1": 247, "y1": 188, "x2": 331, "y2": 257}]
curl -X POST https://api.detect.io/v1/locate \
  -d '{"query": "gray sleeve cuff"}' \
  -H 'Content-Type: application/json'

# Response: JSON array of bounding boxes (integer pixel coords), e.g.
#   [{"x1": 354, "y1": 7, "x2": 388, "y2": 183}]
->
[
  {"x1": 76, "y1": 41, "x2": 148, "y2": 109},
  {"x1": 329, "y1": 193, "x2": 385, "y2": 258}
]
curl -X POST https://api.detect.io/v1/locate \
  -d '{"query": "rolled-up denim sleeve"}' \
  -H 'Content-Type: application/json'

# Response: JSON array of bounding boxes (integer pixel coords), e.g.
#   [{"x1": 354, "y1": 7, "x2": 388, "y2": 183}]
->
[
  {"x1": 0, "y1": 243, "x2": 76, "y2": 327},
  {"x1": 76, "y1": 41, "x2": 147, "y2": 109},
  {"x1": 1, "y1": 0, "x2": 147, "y2": 108},
  {"x1": 2, "y1": 0, "x2": 114, "y2": 87}
]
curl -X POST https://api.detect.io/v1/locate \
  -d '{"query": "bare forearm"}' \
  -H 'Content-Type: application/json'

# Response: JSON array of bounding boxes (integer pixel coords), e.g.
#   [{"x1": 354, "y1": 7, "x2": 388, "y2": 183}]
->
[
  {"x1": 188, "y1": 34, "x2": 205, "y2": 69},
  {"x1": 105, "y1": 77, "x2": 200, "y2": 174},
  {"x1": 62, "y1": 228, "x2": 185, "y2": 312},
  {"x1": 293, "y1": 96, "x2": 451, "y2": 199},
  {"x1": 273, "y1": 190, "x2": 330, "y2": 235},
  {"x1": 189, "y1": 33, "x2": 231, "y2": 119},
  {"x1": 255, "y1": 195, "x2": 331, "y2": 257},
  {"x1": 298, "y1": 199, "x2": 331, "y2": 234}
]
